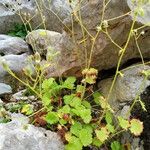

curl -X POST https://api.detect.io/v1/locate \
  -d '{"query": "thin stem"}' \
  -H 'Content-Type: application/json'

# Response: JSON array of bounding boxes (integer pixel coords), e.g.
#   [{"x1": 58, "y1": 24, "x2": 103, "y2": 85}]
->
[{"x1": 7, "y1": 69, "x2": 42, "y2": 99}]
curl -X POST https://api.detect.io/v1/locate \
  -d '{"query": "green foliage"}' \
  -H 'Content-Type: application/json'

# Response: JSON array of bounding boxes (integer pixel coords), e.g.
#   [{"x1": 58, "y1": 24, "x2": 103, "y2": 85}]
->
[
  {"x1": 0, "y1": 107, "x2": 11, "y2": 123},
  {"x1": 95, "y1": 127, "x2": 109, "y2": 143},
  {"x1": 7, "y1": 23, "x2": 30, "y2": 38},
  {"x1": 118, "y1": 116, "x2": 130, "y2": 130},
  {"x1": 21, "y1": 104, "x2": 34, "y2": 115},
  {"x1": 62, "y1": 77, "x2": 76, "y2": 89},
  {"x1": 32, "y1": 74, "x2": 144, "y2": 149},
  {"x1": 45, "y1": 112, "x2": 59, "y2": 124},
  {"x1": 111, "y1": 141, "x2": 122, "y2": 150},
  {"x1": 79, "y1": 128, "x2": 93, "y2": 146},
  {"x1": 38, "y1": 75, "x2": 119, "y2": 149},
  {"x1": 129, "y1": 119, "x2": 143, "y2": 136},
  {"x1": 105, "y1": 111, "x2": 113, "y2": 124},
  {"x1": 118, "y1": 117, "x2": 143, "y2": 136},
  {"x1": 65, "y1": 136, "x2": 83, "y2": 150},
  {"x1": 138, "y1": 97, "x2": 147, "y2": 111}
]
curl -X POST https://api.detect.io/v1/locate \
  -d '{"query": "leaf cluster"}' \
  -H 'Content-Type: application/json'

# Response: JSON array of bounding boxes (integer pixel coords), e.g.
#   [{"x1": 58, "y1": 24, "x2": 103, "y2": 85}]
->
[{"x1": 7, "y1": 23, "x2": 30, "y2": 39}]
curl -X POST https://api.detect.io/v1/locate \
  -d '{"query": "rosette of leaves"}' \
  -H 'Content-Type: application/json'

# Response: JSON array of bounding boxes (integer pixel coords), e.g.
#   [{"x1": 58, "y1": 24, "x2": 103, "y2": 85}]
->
[{"x1": 8, "y1": 23, "x2": 30, "y2": 39}]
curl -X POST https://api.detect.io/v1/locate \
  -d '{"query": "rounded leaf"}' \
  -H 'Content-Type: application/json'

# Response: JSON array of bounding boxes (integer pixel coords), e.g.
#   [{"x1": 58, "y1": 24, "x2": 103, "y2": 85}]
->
[{"x1": 129, "y1": 119, "x2": 143, "y2": 136}]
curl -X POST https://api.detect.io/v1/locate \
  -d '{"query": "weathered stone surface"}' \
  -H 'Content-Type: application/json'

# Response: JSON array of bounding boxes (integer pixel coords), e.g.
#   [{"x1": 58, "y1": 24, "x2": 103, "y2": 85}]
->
[
  {"x1": 47, "y1": 0, "x2": 150, "y2": 77},
  {"x1": 26, "y1": 29, "x2": 62, "y2": 56},
  {"x1": 121, "y1": 132, "x2": 144, "y2": 150},
  {"x1": 10, "y1": 89, "x2": 36, "y2": 102},
  {"x1": 0, "y1": 0, "x2": 71, "y2": 34},
  {"x1": 0, "y1": 83, "x2": 12, "y2": 96},
  {"x1": 0, "y1": 54, "x2": 31, "y2": 87},
  {"x1": 0, "y1": 113, "x2": 64, "y2": 150},
  {"x1": 0, "y1": 35, "x2": 30, "y2": 55},
  {"x1": 98, "y1": 65, "x2": 150, "y2": 110},
  {"x1": 26, "y1": 29, "x2": 77, "y2": 77},
  {"x1": 127, "y1": 0, "x2": 150, "y2": 24}
]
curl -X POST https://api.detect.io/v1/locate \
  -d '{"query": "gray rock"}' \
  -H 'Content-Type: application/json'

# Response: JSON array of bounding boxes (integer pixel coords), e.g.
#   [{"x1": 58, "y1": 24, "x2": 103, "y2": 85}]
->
[
  {"x1": 51, "y1": 0, "x2": 150, "y2": 77},
  {"x1": 121, "y1": 132, "x2": 144, "y2": 150},
  {"x1": 26, "y1": 29, "x2": 62, "y2": 56},
  {"x1": 116, "y1": 105, "x2": 131, "y2": 119},
  {"x1": 0, "y1": 83, "x2": 12, "y2": 96},
  {"x1": 0, "y1": 0, "x2": 71, "y2": 34},
  {"x1": 10, "y1": 113, "x2": 29, "y2": 125},
  {"x1": 26, "y1": 29, "x2": 76, "y2": 77},
  {"x1": 0, "y1": 54, "x2": 28, "y2": 77},
  {"x1": 10, "y1": 89, "x2": 36, "y2": 102},
  {"x1": 0, "y1": 113, "x2": 64, "y2": 150},
  {"x1": 127, "y1": 0, "x2": 150, "y2": 24},
  {"x1": 0, "y1": 35, "x2": 30, "y2": 55},
  {"x1": 98, "y1": 65, "x2": 150, "y2": 111},
  {"x1": 0, "y1": 54, "x2": 32, "y2": 88}
]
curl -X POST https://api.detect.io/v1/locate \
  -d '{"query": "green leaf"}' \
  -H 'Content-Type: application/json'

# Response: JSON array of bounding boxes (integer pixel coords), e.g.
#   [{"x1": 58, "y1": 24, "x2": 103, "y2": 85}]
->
[
  {"x1": 59, "y1": 119, "x2": 67, "y2": 125},
  {"x1": 58, "y1": 105, "x2": 71, "y2": 115},
  {"x1": 84, "y1": 77, "x2": 95, "y2": 84},
  {"x1": 118, "y1": 117, "x2": 130, "y2": 130},
  {"x1": 79, "y1": 128, "x2": 93, "y2": 146},
  {"x1": 65, "y1": 136, "x2": 82, "y2": 150},
  {"x1": 76, "y1": 85, "x2": 85, "y2": 93},
  {"x1": 95, "y1": 127, "x2": 109, "y2": 143},
  {"x1": 83, "y1": 124, "x2": 93, "y2": 133},
  {"x1": 42, "y1": 93, "x2": 51, "y2": 106},
  {"x1": 139, "y1": 97, "x2": 147, "y2": 112},
  {"x1": 64, "y1": 95, "x2": 82, "y2": 108},
  {"x1": 82, "y1": 101, "x2": 91, "y2": 109},
  {"x1": 64, "y1": 94, "x2": 75, "y2": 105},
  {"x1": 106, "y1": 124, "x2": 115, "y2": 133},
  {"x1": 42, "y1": 78, "x2": 55, "y2": 90},
  {"x1": 80, "y1": 109, "x2": 92, "y2": 124},
  {"x1": 70, "y1": 121, "x2": 82, "y2": 137},
  {"x1": 93, "y1": 92, "x2": 101, "y2": 104},
  {"x1": 71, "y1": 105, "x2": 85, "y2": 116},
  {"x1": 21, "y1": 104, "x2": 33, "y2": 115},
  {"x1": 71, "y1": 108, "x2": 80, "y2": 116},
  {"x1": 92, "y1": 138, "x2": 102, "y2": 147},
  {"x1": 105, "y1": 111, "x2": 113, "y2": 124},
  {"x1": 63, "y1": 77, "x2": 76, "y2": 89},
  {"x1": 111, "y1": 141, "x2": 122, "y2": 150},
  {"x1": 99, "y1": 96, "x2": 114, "y2": 112},
  {"x1": 70, "y1": 97, "x2": 82, "y2": 108},
  {"x1": 129, "y1": 119, "x2": 143, "y2": 136},
  {"x1": 142, "y1": 70, "x2": 150, "y2": 77},
  {"x1": 45, "y1": 112, "x2": 59, "y2": 124}
]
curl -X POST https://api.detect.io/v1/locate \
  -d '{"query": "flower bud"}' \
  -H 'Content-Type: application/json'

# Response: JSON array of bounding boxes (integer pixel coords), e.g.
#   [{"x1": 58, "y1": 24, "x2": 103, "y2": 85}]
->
[
  {"x1": 34, "y1": 52, "x2": 41, "y2": 63},
  {"x1": 0, "y1": 58, "x2": 9, "y2": 70}
]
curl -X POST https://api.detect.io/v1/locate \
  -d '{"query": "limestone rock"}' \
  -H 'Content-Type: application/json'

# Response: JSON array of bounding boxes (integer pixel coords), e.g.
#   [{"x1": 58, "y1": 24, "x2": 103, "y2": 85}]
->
[
  {"x1": 127, "y1": 0, "x2": 150, "y2": 24},
  {"x1": 56, "y1": 0, "x2": 150, "y2": 76},
  {"x1": 98, "y1": 65, "x2": 150, "y2": 110},
  {"x1": 26, "y1": 29, "x2": 62, "y2": 56},
  {"x1": 0, "y1": 54, "x2": 32, "y2": 88},
  {"x1": 26, "y1": 29, "x2": 77, "y2": 77},
  {"x1": 0, "y1": 83, "x2": 12, "y2": 96},
  {"x1": 0, "y1": 0, "x2": 71, "y2": 34},
  {"x1": 121, "y1": 132, "x2": 144, "y2": 150},
  {"x1": 0, "y1": 35, "x2": 30, "y2": 56},
  {"x1": 0, "y1": 113, "x2": 64, "y2": 150},
  {"x1": 31, "y1": 1, "x2": 150, "y2": 78}
]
